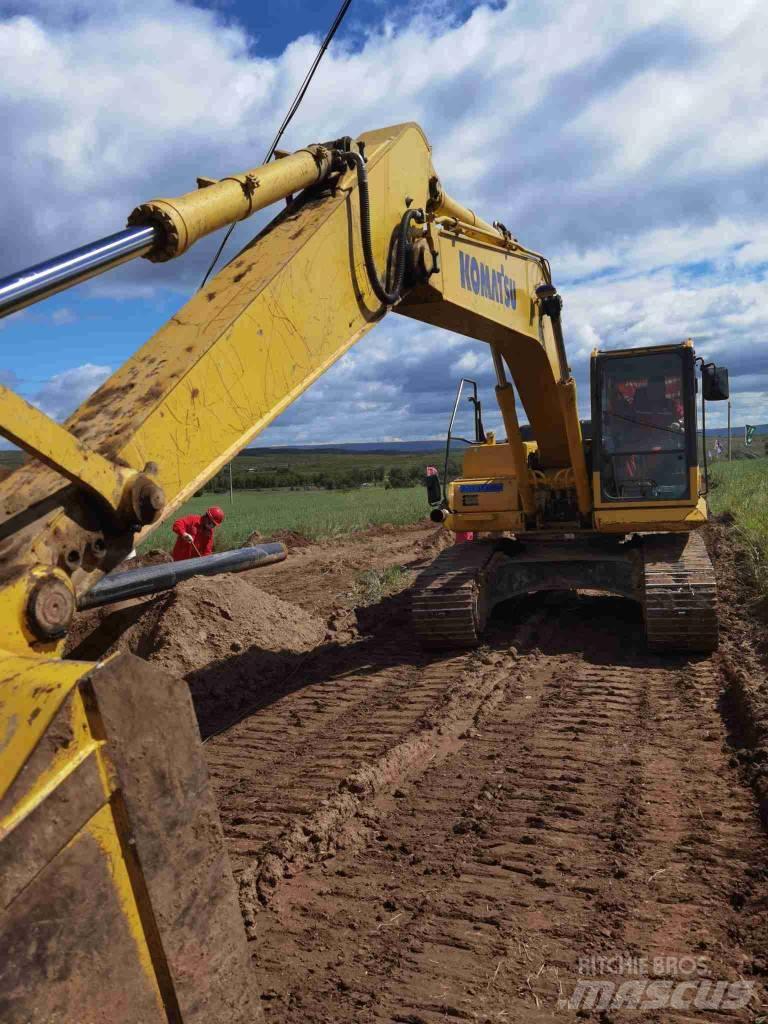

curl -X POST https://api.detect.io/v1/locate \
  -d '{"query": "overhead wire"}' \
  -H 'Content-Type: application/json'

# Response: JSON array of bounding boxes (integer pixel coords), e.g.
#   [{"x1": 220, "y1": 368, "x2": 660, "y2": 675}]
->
[{"x1": 199, "y1": 0, "x2": 354, "y2": 290}]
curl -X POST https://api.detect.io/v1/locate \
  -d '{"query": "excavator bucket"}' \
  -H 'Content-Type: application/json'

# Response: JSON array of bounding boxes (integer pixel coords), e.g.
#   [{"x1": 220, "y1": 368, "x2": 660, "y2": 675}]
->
[{"x1": 0, "y1": 651, "x2": 257, "y2": 1024}]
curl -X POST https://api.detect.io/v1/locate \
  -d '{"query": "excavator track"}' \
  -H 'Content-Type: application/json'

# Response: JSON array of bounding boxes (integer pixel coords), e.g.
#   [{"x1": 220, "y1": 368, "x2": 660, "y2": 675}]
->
[
  {"x1": 411, "y1": 540, "x2": 498, "y2": 647},
  {"x1": 642, "y1": 530, "x2": 718, "y2": 653},
  {"x1": 412, "y1": 531, "x2": 719, "y2": 655}
]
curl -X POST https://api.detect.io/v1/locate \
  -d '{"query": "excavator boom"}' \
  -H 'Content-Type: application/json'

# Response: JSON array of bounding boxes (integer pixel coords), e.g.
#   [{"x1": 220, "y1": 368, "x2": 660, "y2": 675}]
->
[{"x1": 0, "y1": 122, "x2": 588, "y2": 648}]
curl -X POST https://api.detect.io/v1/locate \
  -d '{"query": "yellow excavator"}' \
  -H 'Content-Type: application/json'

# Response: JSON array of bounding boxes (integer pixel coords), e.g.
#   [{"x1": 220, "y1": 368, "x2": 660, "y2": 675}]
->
[{"x1": 0, "y1": 122, "x2": 729, "y2": 1021}]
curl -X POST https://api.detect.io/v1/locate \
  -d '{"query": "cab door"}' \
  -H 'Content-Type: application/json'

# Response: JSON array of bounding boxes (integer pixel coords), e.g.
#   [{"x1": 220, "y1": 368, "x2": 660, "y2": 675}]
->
[{"x1": 590, "y1": 344, "x2": 698, "y2": 505}]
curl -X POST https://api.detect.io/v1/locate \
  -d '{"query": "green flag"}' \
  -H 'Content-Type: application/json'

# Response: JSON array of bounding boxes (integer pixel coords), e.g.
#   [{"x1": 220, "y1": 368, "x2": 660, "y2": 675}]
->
[{"x1": 745, "y1": 424, "x2": 756, "y2": 446}]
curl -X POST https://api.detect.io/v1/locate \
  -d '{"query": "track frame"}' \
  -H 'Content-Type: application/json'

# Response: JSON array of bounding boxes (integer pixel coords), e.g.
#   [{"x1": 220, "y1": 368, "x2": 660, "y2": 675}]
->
[{"x1": 411, "y1": 531, "x2": 718, "y2": 653}]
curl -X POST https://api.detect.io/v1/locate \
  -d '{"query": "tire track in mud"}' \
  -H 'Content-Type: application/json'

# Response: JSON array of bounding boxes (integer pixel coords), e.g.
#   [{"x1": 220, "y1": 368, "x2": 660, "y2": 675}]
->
[
  {"x1": 205, "y1": 610, "x2": 539, "y2": 922},
  {"x1": 240, "y1": 595, "x2": 767, "y2": 1023},
  {"x1": 206, "y1": 636, "x2": 424, "y2": 873}
]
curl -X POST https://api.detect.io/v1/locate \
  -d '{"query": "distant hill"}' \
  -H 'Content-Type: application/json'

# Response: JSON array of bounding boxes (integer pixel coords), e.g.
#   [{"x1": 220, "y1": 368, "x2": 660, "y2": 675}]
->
[
  {"x1": 244, "y1": 421, "x2": 768, "y2": 453},
  {"x1": 702, "y1": 423, "x2": 768, "y2": 438},
  {"x1": 4, "y1": 423, "x2": 766, "y2": 467},
  {"x1": 242, "y1": 440, "x2": 447, "y2": 455}
]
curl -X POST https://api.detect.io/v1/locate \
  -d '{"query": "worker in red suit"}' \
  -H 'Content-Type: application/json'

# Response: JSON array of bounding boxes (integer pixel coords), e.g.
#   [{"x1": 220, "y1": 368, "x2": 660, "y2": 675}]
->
[
  {"x1": 638, "y1": 376, "x2": 684, "y2": 441},
  {"x1": 171, "y1": 506, "x2": 225, "y2": 561}
]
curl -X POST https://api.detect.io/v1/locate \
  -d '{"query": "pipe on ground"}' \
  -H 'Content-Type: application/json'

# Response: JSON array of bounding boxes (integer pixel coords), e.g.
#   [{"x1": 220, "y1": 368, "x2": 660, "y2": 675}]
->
[{"x1": 78, "y1": 543, "x2": 287, "y2": 611}]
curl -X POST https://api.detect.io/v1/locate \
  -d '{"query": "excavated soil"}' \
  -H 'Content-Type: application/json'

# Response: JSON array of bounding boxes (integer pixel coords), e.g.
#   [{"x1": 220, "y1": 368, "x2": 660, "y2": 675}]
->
[
  {"x1": 66, "y1": 523, "x2": 449, "y2": 736},
  {"x1": 67, "y1": 520, "x2": 768, "y2": 1020},
  {"x1": 67, "y1": 572, "x2": 326, "y2": 736}
]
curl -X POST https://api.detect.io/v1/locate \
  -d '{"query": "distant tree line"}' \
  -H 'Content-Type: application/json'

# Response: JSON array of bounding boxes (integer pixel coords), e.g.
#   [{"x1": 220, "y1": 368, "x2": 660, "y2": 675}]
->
[{"x1": 203, "y1": 458, "x2": 460, "y2": 493}]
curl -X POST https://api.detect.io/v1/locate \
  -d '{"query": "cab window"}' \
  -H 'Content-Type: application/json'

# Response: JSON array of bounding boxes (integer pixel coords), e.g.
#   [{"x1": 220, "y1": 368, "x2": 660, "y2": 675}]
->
[{"x1": 597, "y1": 352, "x2": 691, "y2": 502}]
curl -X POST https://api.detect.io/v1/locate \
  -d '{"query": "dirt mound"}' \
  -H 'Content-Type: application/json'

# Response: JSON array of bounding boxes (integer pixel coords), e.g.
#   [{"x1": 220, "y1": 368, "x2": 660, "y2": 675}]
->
[
  {"x1": 147, "y1": 574, "x2": 323, "y2": 676},
  {"x1": 266, "y1": 529, "x2": 313, "y2": 549},
  {"x1": 246, "y1": 528, "x2": 313, "y2": 550},
  {"x1": 67, "y1": 569, "x2": 326, "y2": 736},
  {"x1": 413, "y1": 525, "x2": 453, "y2": 558},
  {"x1": 110, "y1": 548, "x2": 174, "y2": 573},
  {"x1": 67, "y1": 523, "x2": 447, "y2": 738},
  {"x1": 137, "y1": 548, "x2": 174, "y2": 567}
]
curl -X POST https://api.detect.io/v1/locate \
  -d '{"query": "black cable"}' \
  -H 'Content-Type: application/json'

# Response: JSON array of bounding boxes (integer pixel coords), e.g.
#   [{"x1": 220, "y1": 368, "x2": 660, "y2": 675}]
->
[
  {"x1": 264, "y1": 0, "x2": 354, "y2": 170},
  {"x1": 199, "y1": 0, "x2": 354, "y2": 290},
  {"x1": 199, "y1": 219, "x2": 239, "y2": 291},
  {"x1": 345, "y1": 151, "x2": 424, "y2": 306}
]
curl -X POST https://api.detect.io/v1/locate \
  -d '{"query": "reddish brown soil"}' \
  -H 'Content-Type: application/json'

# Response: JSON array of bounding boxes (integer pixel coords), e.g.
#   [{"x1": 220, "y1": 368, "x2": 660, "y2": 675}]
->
[
  {"x1": 67, "y1": 521, "x2": 768, "y2": 1021},
  {"x1": 708, "y1": 518, "x2": 768, "y2": 823},
  {"x1": 66, "y1": 523, "x2": 448, "y2": 736}
]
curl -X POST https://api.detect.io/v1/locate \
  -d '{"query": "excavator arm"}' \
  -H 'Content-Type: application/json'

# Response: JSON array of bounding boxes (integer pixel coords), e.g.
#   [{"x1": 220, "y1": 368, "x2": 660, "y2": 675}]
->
[
  {"x1": 0, "y1": 122, "x2": 588, "y2": 653},
  {"x1": 0, "y1": 121, "x2": 586, "y2": 1022}
]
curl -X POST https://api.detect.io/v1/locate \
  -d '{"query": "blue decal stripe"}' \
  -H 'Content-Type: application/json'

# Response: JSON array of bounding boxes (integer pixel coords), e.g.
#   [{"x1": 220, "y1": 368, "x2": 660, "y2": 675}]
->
[{"x1": 459, "y1": 483, "x2": 504, "y2": 493}]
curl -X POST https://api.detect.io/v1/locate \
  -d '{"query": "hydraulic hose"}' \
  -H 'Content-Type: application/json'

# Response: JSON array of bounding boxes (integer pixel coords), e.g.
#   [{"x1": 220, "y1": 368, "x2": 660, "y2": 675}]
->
[{"x1": 345, "y1": 151, "x2": 424, "y2": 306}]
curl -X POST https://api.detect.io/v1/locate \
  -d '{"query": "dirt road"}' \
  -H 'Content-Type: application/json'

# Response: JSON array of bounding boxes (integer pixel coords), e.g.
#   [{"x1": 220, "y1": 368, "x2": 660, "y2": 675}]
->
[{"x1": 71, "y1": 522, "x2": 768, "y2": 1020}]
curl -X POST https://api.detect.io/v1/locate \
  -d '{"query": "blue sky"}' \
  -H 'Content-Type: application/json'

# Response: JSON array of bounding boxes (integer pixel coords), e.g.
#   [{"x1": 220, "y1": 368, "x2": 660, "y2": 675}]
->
[{"x1": 1, "y1": 0, "x2": 766, "y2": 443}]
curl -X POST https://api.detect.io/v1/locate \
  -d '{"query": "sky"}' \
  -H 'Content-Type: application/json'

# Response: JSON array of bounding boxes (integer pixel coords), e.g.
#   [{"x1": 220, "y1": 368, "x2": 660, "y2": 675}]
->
[{"x1": 1, "y1": 0, "x2": 766, "y2": 446}]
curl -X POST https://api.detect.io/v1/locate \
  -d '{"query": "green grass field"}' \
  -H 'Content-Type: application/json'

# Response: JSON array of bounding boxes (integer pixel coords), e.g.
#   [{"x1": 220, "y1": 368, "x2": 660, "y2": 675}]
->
[
  {"x1": 6, "y1": 432, "x2": 765, "y2": 591},
  {"x1": 145, "y1": 459, "x2": 768, "y2": 597},
  {"x1": 709, "y1": 456, "x2": 768, "y2": 594},
  {"x1": 142, "y1": 485, "x2": 429, "y2": 552}
]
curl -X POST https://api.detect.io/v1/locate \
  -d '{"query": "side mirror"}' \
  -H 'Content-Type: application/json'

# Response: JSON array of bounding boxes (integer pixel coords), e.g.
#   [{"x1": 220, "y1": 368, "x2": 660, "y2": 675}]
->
[
  {"x1": 702, "y1": 363, "x2": 729, "y2": 401},
  {"x1": 425, "y1": 468, "x2": 442, "y2": 506}
]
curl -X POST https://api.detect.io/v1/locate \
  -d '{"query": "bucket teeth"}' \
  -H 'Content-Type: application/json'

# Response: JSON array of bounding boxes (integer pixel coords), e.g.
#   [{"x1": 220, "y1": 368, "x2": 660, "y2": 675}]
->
[{"x1": 642, "y1": 532, "x2": 718, "y2": 653}]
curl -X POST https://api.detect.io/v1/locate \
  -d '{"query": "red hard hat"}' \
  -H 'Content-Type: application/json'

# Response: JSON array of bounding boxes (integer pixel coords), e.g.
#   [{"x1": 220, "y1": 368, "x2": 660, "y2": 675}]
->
[{"x1": 206, "y1": 505, "x2": 224, "y2": 525}]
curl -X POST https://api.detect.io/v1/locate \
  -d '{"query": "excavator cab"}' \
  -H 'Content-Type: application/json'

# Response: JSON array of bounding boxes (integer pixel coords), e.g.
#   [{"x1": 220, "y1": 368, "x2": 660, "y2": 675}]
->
[{"x1": 591, "y1": 343, "x2": 698, "y2": 504}]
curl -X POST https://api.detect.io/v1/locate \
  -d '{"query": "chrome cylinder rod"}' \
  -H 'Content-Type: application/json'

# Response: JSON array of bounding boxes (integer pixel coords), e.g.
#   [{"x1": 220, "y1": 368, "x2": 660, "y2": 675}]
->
[{"x1": 0, "y1": 225, "x2": 157, "y2": 320}]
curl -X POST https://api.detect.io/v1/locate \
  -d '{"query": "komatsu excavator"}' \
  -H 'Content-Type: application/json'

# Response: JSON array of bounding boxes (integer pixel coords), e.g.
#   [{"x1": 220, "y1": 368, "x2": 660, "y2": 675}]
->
[{"x1": 0, "y1": 122, "x2": 729, "y2": 1021}]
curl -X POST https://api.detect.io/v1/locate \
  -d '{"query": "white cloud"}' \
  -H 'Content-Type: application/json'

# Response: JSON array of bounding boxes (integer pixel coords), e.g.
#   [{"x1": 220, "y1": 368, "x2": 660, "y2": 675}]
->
[
  {"x1": 32, "y1": 363, "x2": 112, "y2": 421},
  {"x1": 569, "y1": 8, "x2": 766, "y2": 181},
  {"x1": 1, "y1": 0, "x2": 766, "y2": 444},
  {"x1": 451, "y1": 350, "x2": 482, "y2": 374},
  {"x1": 557, "y1": 219, "x2": 768, "y2": 284},
  {"x1": 51, "y1": 306, "x2": 76, "y2": 325}
]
